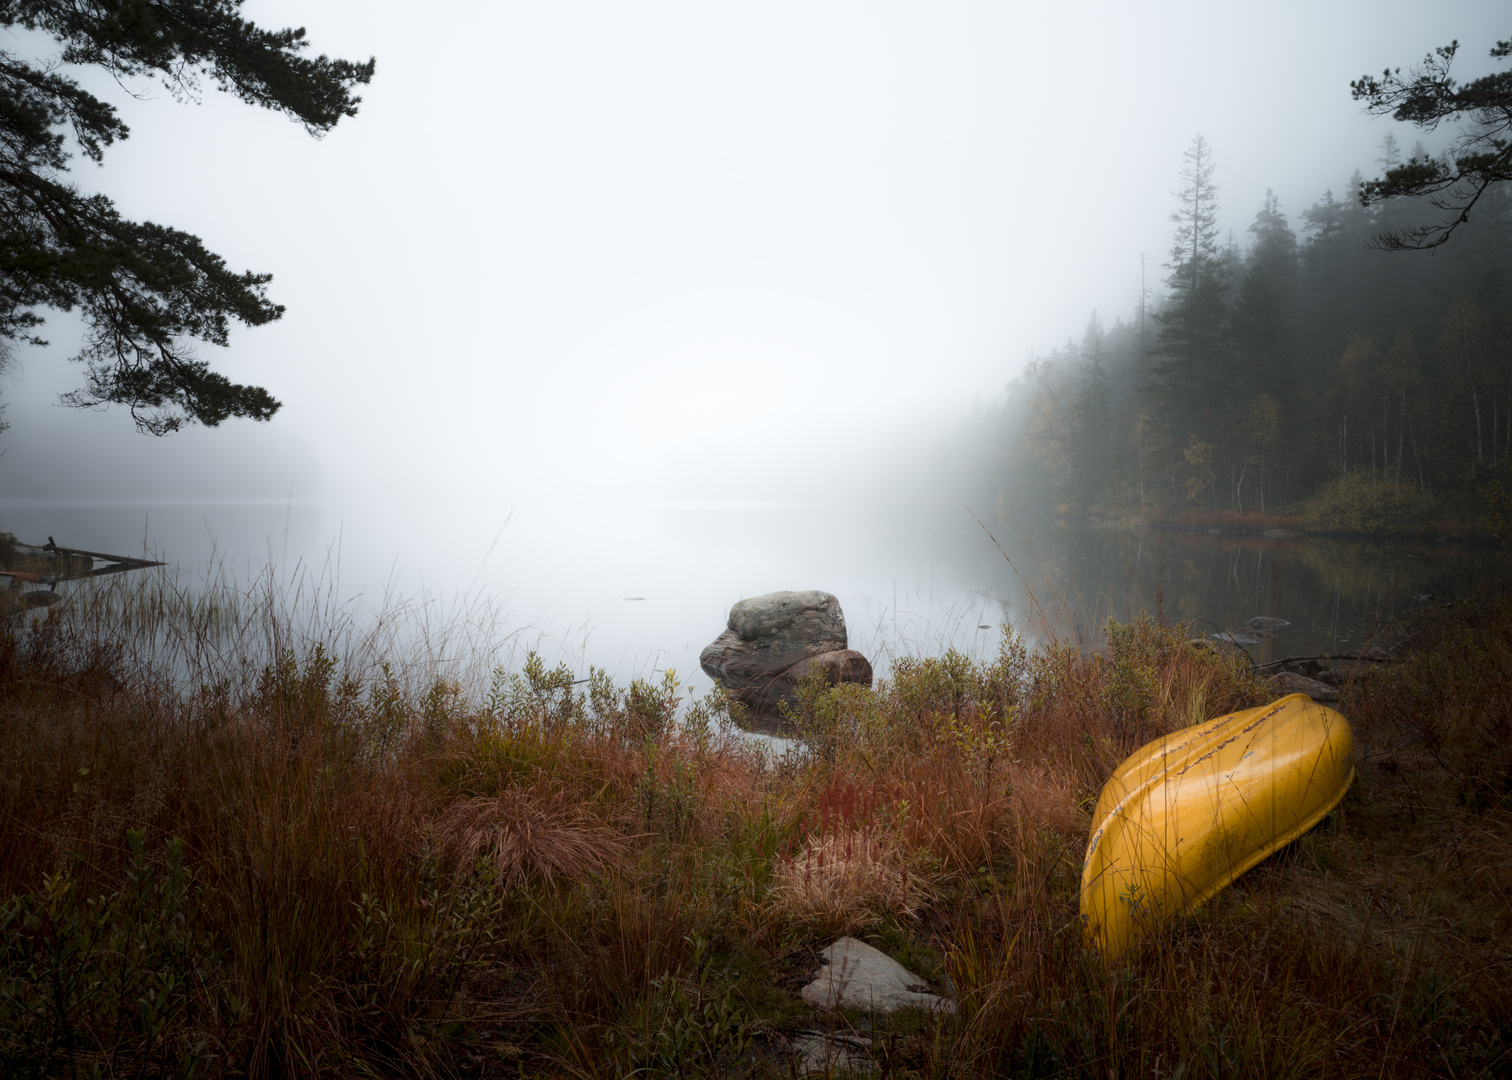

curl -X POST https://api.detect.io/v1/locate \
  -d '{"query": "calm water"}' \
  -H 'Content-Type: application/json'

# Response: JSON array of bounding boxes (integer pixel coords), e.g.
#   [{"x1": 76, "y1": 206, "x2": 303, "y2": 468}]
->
[{"x1": 0, "y1": 497, "x2": 1501, "y2": 694}]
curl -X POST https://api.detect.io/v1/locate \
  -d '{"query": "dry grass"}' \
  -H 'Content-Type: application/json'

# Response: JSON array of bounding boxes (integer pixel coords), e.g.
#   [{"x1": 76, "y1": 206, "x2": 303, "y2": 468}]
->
[
  {"x1": 0, "y1": 570, "x2": 1509, "y2": 1078},
  {"x1": 767, "y1": 825, "x2": 926, "y2": 935},
  {"x1": 436, "y1": 783, "x2": 626, "y2": 890}
]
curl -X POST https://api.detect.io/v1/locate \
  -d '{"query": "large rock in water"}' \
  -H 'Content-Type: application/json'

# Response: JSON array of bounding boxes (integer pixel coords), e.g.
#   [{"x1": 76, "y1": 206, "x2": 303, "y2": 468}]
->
[{"x1": 700, "y1": 590, "x2": 872, "y2": 725}]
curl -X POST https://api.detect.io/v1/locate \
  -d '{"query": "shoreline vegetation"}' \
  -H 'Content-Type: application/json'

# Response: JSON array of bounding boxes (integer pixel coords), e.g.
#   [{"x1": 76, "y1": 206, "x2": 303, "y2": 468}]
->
[
  {"x1": 1, "y1": 570, "x2": 1509, "y2": 1078},
  {"x1": 1050, "y1": 501, "x2": 1493, "y2": 540}
]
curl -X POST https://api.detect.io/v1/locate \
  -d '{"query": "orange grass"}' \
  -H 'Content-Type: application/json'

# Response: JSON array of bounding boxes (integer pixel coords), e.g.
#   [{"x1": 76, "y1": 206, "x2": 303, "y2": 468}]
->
[{"x1": 0, "y1": 571, "x2": 1509, "y2": 1077}]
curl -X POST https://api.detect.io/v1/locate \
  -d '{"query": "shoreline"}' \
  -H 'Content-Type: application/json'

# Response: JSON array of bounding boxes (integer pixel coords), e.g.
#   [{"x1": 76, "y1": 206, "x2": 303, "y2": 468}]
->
[{"x1": 1048, "y1": 506, "x2": 1491, "y2": 542}]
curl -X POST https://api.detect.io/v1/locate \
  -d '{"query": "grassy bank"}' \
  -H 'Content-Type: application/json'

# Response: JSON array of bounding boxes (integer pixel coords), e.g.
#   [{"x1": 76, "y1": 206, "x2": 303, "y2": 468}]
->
[{"x1": 1, "y1": 574, "x2": 1509, "y2": 1078}]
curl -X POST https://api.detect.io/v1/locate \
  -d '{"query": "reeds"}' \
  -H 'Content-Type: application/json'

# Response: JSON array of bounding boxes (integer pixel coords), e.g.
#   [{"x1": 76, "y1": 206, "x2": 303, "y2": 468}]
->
[{"x1": 1, "y1": 569, "x2": 1509, "y2": 1077}]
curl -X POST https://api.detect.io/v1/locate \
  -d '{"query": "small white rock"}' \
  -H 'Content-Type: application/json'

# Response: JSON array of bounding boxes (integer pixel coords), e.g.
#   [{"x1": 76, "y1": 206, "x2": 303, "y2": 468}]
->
[{"x1": 799, "y1": 937, "x2": 952, "y2": 1014}]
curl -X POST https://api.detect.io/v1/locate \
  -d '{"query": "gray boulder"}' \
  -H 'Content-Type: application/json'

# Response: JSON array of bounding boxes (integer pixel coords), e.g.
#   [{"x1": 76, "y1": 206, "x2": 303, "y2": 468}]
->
[
  {"x1": 1246, "y1": 616, "x2": 1291, "y2": 631},
  {"x1": 700, "y1": 591, "x2": 871, "y2": 724},
  {"x1": 784, "y1": 649, "x2": 873, "y2": 687},
  {"x1": 756, "y1": 649, "x2": 874, "y2": 722},
  {"x1": 728, "y1": 589, "x2": 846, "y2": 642}
]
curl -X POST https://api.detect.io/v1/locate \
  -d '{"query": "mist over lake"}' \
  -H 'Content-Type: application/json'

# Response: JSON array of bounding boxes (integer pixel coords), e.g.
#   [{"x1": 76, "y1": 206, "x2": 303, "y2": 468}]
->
[{"x1": 1, "y1": 496, "x2": 1494, "y2": 696}]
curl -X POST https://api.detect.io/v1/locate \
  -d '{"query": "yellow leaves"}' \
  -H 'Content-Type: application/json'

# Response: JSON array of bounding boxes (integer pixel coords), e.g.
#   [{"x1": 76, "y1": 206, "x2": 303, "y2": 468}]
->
[
  {"x1": 1247, "y1": 393, "x2": 1281, "y2": 455},
  {"x1": 1182, "y1": 435, "x2": 1216, "y2": 502}
]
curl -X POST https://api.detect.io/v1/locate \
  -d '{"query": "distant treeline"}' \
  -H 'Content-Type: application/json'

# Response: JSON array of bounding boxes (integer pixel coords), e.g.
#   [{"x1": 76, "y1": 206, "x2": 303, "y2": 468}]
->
[{"x1": 990, "y1": 133, "x2": 1512, "y2": 531}]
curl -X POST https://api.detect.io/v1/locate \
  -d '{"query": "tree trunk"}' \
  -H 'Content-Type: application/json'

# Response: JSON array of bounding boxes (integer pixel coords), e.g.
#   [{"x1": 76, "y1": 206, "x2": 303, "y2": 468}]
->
[
  {"x1": 1473, "y1": 381, "x2": 1484, "y2": 465},
  {"x1": 1397, "y1": 385, "x2": 1406, "y2": 488}
]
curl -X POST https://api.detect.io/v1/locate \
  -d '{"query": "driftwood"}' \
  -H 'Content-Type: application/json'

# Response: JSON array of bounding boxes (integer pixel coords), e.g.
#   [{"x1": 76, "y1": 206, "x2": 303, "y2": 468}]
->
[
  {"x1": 1, "y1": 535, "x2": 166, "y2": 615},
  {"x1": 38, "y1": 537, "x2": 165, "y2": 578}
]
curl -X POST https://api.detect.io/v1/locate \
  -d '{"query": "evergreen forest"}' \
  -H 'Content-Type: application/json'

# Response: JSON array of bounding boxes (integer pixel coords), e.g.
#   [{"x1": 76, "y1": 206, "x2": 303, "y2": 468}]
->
[{"x1": 994, "y1": 133, "x2": 1512, "y2": 534}]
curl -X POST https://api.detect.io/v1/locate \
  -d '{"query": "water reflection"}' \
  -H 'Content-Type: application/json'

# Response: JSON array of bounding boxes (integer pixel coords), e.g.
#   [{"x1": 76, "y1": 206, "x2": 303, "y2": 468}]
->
[
  {"x1": 0, "y1": 498, "x2": 1502, "y2": 689},
  {"x1": 1002, "y1": 520, "x2": 1502, "y2": 662}
]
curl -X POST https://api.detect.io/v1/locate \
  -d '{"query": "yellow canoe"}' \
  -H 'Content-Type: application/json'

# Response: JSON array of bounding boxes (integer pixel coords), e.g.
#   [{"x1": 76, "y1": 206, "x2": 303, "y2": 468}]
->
[{"x1": 1080, "y1": 693, "x2": 1354, "y2": 959}]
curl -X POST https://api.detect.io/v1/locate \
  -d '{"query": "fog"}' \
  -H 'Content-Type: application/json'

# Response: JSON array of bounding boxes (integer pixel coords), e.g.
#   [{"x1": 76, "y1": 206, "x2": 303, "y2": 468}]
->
[{"x1": 0, "y1": 1, "x2": 1506, "y2": 681}]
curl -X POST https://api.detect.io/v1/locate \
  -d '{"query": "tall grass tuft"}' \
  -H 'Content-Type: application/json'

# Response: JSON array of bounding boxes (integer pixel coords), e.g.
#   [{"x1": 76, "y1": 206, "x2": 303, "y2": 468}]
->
[{"x1": 436, "y1": 783, "x2": 627, "y2": 890}]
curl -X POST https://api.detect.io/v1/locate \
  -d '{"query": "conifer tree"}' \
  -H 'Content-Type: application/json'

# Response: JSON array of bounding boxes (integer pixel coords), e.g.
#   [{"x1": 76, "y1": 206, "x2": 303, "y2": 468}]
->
[
  {"x1": 1073, "y1": 312, "x2": 1113, "y2": 510},
  {"x1": 1246, "y1": 190, "x2": 1297, "y2": 301},
  {"x1": 1230, "y1": 266, "x2": 1301, "y2": 404},
  {"x1": 1297, "y1": 179, "x2": 1376, "y2": 375},
  {"x1": 1151, "y1": 135, "x2": 1231, "y2": 447},
  {"x1": 1354, "y1": 35, "x2": 1512, "y2": 249},
  {"x1": 1165, "y1": 134, "x2": 1222, "y2": 301},
  {"x1": 0, "y1": 1, "x2": 375, "y2": 434}
]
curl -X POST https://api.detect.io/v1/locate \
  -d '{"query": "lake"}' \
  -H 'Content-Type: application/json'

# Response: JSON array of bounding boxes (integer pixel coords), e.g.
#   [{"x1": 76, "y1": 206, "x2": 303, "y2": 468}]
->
[{"x1": 0, "y1": 497, "x2": 1501, "y2": 697}]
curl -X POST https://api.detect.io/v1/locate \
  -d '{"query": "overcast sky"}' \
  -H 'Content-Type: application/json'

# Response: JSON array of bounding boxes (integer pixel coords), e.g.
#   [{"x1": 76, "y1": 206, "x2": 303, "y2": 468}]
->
[{"x1": 1, "y1": 0, "x2": 1507, "y2": 504}]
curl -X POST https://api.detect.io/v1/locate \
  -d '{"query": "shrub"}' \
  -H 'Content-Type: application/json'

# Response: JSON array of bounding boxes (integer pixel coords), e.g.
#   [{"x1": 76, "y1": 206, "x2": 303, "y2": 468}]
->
[
  {"x1": 1299, "y1": 474, "x2": 1435, "y2": 535},
  {"x1": 0, "y1": 831, "x2": 222, "y2": 1079}
]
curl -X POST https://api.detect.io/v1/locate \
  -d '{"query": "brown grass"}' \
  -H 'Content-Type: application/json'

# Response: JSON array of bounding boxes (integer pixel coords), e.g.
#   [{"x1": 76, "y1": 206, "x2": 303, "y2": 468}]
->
[
  {"x1": 436, "y1": 783, "x2": 626, "y2": 890},
  {"x1": 0, "y1": 571, "x2": 1509, "y2": 1077}
]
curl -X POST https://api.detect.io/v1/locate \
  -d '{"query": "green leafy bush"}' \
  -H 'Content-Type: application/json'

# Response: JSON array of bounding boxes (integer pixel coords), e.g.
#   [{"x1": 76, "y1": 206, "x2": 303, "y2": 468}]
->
[{"x1": 0, "y1": 831, "x2": 223, "y2": 1079}]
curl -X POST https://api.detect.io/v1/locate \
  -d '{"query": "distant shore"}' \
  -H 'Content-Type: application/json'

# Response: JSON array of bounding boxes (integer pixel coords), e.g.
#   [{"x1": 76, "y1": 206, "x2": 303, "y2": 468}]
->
[{"x1": 1056, "y1": 505, "x2": 1491, "y2": 541}]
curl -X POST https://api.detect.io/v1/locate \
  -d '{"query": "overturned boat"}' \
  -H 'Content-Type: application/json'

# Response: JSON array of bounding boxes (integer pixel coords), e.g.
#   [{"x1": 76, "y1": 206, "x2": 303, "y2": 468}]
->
[{"x1": 1080, "y1": 693, "x2": 1354, "y2": 959}]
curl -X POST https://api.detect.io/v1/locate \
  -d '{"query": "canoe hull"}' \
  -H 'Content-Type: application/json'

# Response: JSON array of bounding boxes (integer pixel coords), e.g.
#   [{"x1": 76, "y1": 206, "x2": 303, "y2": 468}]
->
[{"x1": 1080, "y1": 693, "x2": 1354, "y2": 959}]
